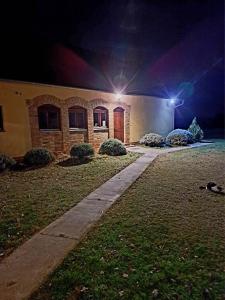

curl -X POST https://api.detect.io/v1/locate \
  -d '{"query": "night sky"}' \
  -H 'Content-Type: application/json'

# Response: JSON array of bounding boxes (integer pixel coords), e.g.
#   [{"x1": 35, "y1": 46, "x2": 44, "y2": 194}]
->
[{"x1": 0, "y1": 0, "x2": 224, "y2": 131}]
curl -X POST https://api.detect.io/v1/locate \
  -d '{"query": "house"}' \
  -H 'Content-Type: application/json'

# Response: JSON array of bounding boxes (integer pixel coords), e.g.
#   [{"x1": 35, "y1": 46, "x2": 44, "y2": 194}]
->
[{"x1": 0, "y1": 80, "x2": 174, "y2": 158}]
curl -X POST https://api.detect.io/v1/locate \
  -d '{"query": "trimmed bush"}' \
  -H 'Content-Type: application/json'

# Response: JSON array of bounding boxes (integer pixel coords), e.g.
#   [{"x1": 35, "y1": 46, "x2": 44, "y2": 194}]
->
[
  {"x1": 0, "y1": 154, "x2": 16, "y2": 171},
  {"x1": 24, "y1": 148, "x2": 55, "y2": 166},
  {"x1": 139, "y1": 133, "x2": 165, "y2": 147},
  {"x1": 99, "y1": 138, "x2": 127, "y2": 156},
  {"x1": 70, "y1": 143, "x2": 94, "y2": 159},
  {"x1": 188, "y1": 117, "x2": 204, "y2": 141},
  {"x1": 166, "y1": 129, "x2": 194, "y2": 146}
]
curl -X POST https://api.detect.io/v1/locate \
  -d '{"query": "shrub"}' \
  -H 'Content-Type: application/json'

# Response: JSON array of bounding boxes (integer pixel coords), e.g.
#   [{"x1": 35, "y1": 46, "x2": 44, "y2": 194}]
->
[
  {"x1": 139, "y1": 133, "x2": 165, "y2": 147},
  {"x1": 70, "y1": 143, "x2": 94, "y2": 159},
  {"x1": 0, "y1": 154, "x2": 16, "y2": 171},
  {"x1": 24, "y1": 148, "x2": 55, "y2": 166},
  {"x1": 166, "y1": 129, "x2": 194, "y2": 146},
  {"x1": 99, "y1": 138, "x2": 127, "y2": 156},
  {"x1": 188, "y1": 117, "x2": 204, "y2": 141}
]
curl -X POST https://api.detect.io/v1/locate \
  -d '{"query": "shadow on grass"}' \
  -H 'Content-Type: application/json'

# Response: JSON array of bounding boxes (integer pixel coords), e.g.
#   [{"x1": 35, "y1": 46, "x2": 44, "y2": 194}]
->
[
  {"x1": 9, "y1": 163, "x2": 48, "y2": 172},
  {"x1": 0, "y1": 157, "x2": 94, "y2": 174},
  {"x1": 57, "y1": 157, "x2": 93, "y2": 167}
]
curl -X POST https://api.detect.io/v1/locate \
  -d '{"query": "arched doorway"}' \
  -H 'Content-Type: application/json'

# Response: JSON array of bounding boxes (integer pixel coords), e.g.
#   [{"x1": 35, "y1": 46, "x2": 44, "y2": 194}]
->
[{"x1": 114, "y1": 107, "x2": 124, "y2": 142}]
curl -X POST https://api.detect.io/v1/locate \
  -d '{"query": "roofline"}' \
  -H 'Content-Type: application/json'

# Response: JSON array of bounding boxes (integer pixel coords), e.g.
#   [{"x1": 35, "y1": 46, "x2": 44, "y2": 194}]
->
[{"x1": 0, "y1": 78, "x2": 168, "y2": 100}]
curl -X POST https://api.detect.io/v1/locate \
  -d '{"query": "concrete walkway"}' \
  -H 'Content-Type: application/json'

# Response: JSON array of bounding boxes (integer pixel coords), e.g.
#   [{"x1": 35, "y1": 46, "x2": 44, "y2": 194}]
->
[
  {"x1": 0, "y1": 143, "x2": 210, "y2": 300},
  {"x1": 126, "y1": 142, "x2": 209, "y2": 154}
]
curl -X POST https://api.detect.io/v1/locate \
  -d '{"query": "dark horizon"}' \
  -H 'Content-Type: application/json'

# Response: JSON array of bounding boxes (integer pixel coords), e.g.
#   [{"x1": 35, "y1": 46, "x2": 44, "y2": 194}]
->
[{"x1": 0, "y1": 0, "x2": 224, "y2": 132}]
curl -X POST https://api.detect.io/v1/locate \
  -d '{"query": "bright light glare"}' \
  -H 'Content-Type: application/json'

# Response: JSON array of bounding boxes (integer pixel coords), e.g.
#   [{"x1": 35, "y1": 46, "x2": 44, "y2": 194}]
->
[
  {"x1": 115, "y1": 92, "x2": 122, "y2": 100},
  {"x1": 170, "y1": 98, "x2": 176, "y2": 105}
]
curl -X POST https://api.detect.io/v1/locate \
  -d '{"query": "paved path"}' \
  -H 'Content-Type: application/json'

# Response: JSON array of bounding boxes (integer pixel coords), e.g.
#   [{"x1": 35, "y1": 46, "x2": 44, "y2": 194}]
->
[
  {"x1": 0, "y1": 143, "x2": 210, "y2": 300},
  {"x1": 126, "y1": 142, "x2": 209, "y2": 154}
]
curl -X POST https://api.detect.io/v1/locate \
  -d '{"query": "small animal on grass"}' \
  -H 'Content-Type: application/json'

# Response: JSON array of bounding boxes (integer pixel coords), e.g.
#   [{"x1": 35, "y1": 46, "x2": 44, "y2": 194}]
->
[{"x1": 199, "y1": 182, "x2": 224, "y2": 195}]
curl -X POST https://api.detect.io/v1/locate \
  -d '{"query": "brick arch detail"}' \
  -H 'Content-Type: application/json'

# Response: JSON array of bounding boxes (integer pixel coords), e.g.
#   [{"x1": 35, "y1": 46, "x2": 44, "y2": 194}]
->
[
  {"x1": 27, "y1": 94, "x2": 62, "y2": 108},
  {"x1": 89, "y1": 98, "x2": 109, "y2": 109},
  {"x1": 89, "y1": 99, "x2": 130, "y2": 145},
  {"x1": 111, "y1": 102, "x2": 130, "y2": 112},
  {"x1": 27, "y1": 95, "x2": 64, "y2": 155},
  {"x1": 65, "y1": 97, "x2": 89, "y2": 110},
  {"x1": 27, "y1": 95, "x2": 131, "y2": 156},
  {"x1": 110, "y1": 102, "x2": 130, "y2": 144}
]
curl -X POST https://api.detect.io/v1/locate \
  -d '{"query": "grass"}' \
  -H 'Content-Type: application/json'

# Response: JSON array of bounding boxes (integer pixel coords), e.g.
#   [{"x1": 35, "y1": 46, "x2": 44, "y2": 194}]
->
[
  {"x1": 31, "y1": 141, "x2": 225, "y2": 300},
  {"x1": 0, "y1": 153, "x2": 140, "y2": 257}
]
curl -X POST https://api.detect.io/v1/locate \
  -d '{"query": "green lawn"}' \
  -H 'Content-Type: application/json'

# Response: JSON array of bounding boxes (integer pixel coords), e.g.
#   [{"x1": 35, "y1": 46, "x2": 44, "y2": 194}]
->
[
  {"x1": 32, "y1": 141, "x2": 225, "y2": 300},
  {"x1": 0, "y1": 153, "x2": 140, "y2": 257}
]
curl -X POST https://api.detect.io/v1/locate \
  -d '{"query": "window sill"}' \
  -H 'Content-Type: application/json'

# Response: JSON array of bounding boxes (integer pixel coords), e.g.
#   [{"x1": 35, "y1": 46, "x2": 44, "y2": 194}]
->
[
  {"x1": 69, "y1": 128, "x2": 87, "y2": 132},
  {"x1": 94, "y1": 127, "x2": 109, "y2": 132},
  {"x1": 39, "y1": 129, "x2": 61, "y2": 132}
]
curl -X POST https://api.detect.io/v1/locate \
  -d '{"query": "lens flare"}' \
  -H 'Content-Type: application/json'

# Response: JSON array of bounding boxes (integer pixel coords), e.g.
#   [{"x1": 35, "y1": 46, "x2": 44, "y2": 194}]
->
[
  {"x1": 115, "y1": 92, "x2": 122, "y2": 100},
  {"x1": 170, "y1": 98, "x2": 176, "y2": 105}
]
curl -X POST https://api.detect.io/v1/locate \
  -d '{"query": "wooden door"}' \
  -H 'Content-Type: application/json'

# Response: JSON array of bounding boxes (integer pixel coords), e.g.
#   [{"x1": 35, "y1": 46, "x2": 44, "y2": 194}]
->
[{"x1": 114, "y1": 107, "x2": 124, "y2": 142}]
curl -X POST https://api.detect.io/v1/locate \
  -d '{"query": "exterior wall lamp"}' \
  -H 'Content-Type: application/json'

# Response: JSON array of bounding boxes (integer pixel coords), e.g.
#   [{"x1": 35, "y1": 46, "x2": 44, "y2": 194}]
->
[
  {"x1": 168, "y1": 98, "x2": 184, "y2": 108},
  {"x1": 115, "y1": 92, "x2": 122, "y2": 101}
]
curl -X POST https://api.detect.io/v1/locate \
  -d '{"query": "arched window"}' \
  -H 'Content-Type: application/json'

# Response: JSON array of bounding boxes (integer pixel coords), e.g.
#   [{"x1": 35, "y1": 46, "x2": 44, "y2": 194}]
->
[
  {"x1": 38, "y1": 104, "x2": 60, "y2": 130},
  {"x1": 93, "y1": 106, "x2": 108, "y2": 127},
  {"x1": 68, "y1": 106, "x2": 87, "y2": 129}
]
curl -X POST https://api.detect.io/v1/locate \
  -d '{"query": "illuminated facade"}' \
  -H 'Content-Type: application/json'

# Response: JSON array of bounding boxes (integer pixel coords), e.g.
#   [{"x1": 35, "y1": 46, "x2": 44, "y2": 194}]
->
[{"x1": 0, "y1": 80, "x2": 174, "y2": 157}]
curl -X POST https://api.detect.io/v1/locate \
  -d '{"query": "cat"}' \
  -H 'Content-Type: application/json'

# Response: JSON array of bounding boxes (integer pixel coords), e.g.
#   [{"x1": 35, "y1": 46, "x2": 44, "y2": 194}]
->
[{"x1": 199, "y1": 182, "x2": 224, "y2": 195}]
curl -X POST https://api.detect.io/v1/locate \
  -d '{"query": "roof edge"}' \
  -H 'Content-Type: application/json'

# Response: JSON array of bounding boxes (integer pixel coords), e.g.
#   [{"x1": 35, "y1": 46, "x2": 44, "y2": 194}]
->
[{"x1": 0, "y1": 78, "x2": 168, "y2": 100}]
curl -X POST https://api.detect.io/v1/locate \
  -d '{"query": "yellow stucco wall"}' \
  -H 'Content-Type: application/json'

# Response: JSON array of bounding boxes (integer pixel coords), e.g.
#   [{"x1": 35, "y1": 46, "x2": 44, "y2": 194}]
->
[
  {"x1": 0, "y1": 83, "x2": 32, "y2": 157},
  {"x1": 124, "y1": 95, "x2": 174, "y2": 141},
  {"x1": 0, "y1": 80, "x2": 174, "y2": 157}
]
